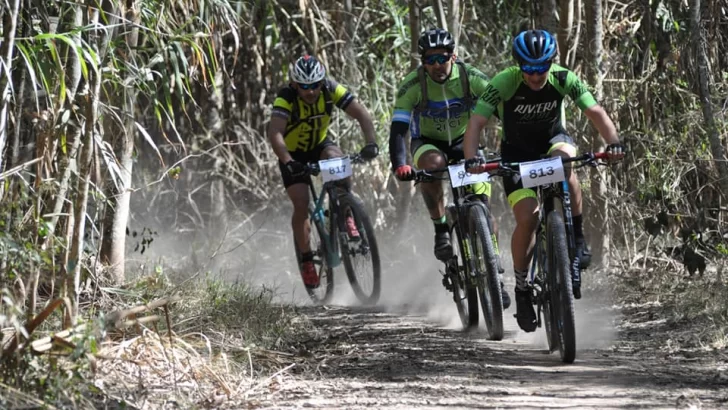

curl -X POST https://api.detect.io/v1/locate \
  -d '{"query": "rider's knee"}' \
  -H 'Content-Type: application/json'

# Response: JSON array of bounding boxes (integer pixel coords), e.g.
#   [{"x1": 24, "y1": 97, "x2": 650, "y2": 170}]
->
[
  {"x1": 416, "y1": 150, "x2": 447, "y2": 170},
  {"x1": 511, "y1": 195, "x2": 539, "y2": 230}
]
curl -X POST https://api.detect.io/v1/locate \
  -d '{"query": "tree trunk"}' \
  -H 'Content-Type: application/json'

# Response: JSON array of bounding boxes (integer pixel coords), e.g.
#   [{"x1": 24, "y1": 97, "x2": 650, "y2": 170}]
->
[
  {"x1": 391, "y1": 0, "x2": 421, "y2": 234},
  {"x1": 343, "y1": 1, "x2": 361, "y2": 86},
  {"x1": 45, "y1": 0, "x2": 85, "y2": 241},
  {"x1": 434, "y1": 0, "x2": 448, "y2": 30},
  {"x1": 100, "y1": 2, "x2": 140, "y2": 285},
  {"x1": 0, "y1": 0, "x2": 21, "y2": 178},
  {"x1": 57, "y1": 1, "x2": 84, "y2": 101},
  {"x1": 448, "y1": 0, "x2": 461, "y2": 44},
  {"x1": 585, "y1": 0, "x2": 609, "y2": 267},
  {"x1": 534, "y1": 0, "x2": 559, "y2": 35},
  {"x1": 558, "y1": 0, "x2": 574, "y2": 66},
  {"x1": 409, "y1": 2, "x2": 421, "y2": 70},
  {"x1": 68, "y1": 22, "x2": 104, "y2": 320},
  {"x1": 691, "y1": 0, "x2": 728, "y2": 201}
]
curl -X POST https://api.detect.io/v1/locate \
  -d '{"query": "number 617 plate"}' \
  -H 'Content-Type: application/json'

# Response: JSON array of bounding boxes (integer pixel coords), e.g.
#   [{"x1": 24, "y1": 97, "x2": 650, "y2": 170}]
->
[{"x1": 519, "y1": 157, "x2": 566, "y2": 189}]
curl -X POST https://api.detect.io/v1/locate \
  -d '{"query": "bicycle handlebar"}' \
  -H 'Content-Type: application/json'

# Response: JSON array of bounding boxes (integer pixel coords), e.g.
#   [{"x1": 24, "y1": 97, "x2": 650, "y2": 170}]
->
[
  {"x1": 306, "y1": 153, "x2": 365, "y2": 176},
  {"x1": 405, "y1": 157, "x2": 501, "y2": 183},
  {"x1": 476, "y1": 152, "x2": 610, "y2": 176}
]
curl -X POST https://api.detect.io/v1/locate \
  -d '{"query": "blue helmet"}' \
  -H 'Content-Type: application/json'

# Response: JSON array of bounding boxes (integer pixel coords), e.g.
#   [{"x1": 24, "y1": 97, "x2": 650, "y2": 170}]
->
[{"x1": 512, "y1": 30, "x2": 557, "y2": 65}]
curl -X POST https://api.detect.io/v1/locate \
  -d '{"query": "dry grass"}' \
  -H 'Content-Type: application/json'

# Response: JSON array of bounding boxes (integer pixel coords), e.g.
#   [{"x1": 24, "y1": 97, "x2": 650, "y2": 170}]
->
[
  {"x1": 0, "y1": 274, "x2": 310, "y2": 409},
  {"x1": 94, "y1": 326, "x2": 299, "y2": 408}
]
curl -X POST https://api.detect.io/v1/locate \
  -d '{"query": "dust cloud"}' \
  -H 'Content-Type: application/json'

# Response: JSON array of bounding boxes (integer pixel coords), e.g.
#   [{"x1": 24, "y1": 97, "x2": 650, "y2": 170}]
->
[{"x1": 127, "y1": 183, "x2": 617, "y2": 352}]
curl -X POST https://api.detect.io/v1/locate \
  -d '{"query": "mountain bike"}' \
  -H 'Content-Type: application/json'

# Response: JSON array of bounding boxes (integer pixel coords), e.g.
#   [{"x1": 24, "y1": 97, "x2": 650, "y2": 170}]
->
[
  {"x1": 408, "y1": 159, "x2": 504, "y2": 339},
  {"x1": 293, "y1": 153, "x2": 381, "y2": 306},
  {"x1": 479, "y1": 152, "x2": 609, "y2": 362}
]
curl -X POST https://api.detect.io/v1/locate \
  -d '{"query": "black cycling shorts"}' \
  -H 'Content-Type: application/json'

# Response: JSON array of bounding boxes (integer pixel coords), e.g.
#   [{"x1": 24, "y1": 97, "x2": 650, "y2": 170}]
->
[
  {"x1": 278, "y1": 138, "x2": 337, "y2": 188},
  {"x1": 500, "y1": 133, "x2": 576, "y2": 207}
]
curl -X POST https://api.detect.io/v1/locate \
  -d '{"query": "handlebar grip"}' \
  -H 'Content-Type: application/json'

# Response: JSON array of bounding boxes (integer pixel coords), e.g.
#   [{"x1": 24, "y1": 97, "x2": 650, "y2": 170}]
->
[
  {"x1": 483, "y1": 163, "x2": 500, "y2": 172},
  {"x1": 594, "y1": 152, "x2": 609, "y2": 160}
]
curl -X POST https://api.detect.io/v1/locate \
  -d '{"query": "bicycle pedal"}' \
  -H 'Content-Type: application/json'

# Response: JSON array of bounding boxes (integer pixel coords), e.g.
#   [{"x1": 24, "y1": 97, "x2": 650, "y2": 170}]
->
[{"x1": 441, "y1": 276, "x2": 454, "y2": 292}]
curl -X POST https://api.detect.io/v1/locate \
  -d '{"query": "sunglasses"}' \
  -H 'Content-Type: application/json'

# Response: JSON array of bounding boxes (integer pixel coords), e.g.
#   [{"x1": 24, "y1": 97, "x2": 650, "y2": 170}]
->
[
  {"x1": 520, "y1": 63, "x2": 551, "y2": 75},
  {"x1": 298, "y1": 81, "x2": 322, "y2": 90},
  {"x1": 423, "y1": 53, "x2": 452, "y2": 65}
]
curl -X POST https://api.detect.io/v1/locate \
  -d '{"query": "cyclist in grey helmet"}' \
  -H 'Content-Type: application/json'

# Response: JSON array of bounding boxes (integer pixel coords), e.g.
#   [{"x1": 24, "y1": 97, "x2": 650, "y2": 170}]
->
[{"x1": 268, "y1": 54, "x2": 379, "y2": 289}]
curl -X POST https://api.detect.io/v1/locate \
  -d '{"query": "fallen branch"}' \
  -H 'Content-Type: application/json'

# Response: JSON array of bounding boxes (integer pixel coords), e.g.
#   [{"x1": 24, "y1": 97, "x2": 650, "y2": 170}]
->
[
  {"x1": 2, "y1": 297, "x2": 72, "y2": 358},
  {"x1": 104, "y1": 296, "x2": 180, "y2": 330}
]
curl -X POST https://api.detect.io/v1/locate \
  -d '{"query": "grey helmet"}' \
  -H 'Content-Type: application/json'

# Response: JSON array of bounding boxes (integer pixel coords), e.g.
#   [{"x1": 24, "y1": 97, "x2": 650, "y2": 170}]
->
[{"x1": 289, "y1": 55, "x2": 326, "y2": 84}]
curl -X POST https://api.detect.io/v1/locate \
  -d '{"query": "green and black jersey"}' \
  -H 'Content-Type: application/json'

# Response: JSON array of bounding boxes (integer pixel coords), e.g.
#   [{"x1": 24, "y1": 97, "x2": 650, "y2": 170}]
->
[
  {"x1": 389, "y1": 62, "x2": 490, "y2": 168},
  {"x1": 393, "y1": 63, "x2": 489, "y2": 140},
  {"x1": 474, "y1": 64, "x2": 597, "y2": 150}
]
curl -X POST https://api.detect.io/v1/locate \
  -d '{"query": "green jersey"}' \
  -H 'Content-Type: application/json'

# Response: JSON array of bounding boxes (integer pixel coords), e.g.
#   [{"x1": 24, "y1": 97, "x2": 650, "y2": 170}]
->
[
  {"x1": 392, "y1": 62, "x2": 490, "y2": 142},
  {"x1": 474, "y1": 64, "x2": 597, "y2": 147}
]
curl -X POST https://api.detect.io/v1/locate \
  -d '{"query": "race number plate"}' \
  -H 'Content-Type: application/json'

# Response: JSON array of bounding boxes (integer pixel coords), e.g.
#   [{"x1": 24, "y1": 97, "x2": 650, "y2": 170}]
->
[
  {"x1": 319, "y1": 157, "x2": 352, "y2": 183},
  {"x1": 448, "y1": 163, "x2": 491, "y2": 188},
  {"x1": 519, "y1": 157, "x2": 566, "y2": 188}
]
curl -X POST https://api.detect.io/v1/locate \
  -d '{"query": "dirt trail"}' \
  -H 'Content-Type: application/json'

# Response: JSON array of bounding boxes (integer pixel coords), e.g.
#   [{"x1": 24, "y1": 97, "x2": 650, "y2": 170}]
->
[{"x1": 253, "y1": 301, "x2": 727, "y2": 409}]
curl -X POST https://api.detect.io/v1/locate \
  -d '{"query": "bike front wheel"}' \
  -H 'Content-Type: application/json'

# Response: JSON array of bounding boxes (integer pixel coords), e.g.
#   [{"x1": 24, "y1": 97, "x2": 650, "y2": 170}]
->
[
  {"x1": 450, "y1": 222, "x2": 479, "y2": 329},
  {"x1": 339, "y1": 193, "x2": 381, "y2": 306},
  {"x1": 295, "y1": 203, "x2": 334, "y2": 305},
  {"x1": 546, "y1": 203, "x2": 576, "y2": 363},
  {"x1": 467, "y1": 203, "x2": 504, "y2": 341}
]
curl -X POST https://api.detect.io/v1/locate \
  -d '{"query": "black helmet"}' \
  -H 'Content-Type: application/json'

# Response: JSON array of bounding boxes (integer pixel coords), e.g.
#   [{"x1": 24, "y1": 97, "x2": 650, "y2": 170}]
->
[
  {"x1": 418, "y1": 28, "x2": 455, "y2": 56},
  {"x1": 512, "y1": 30, "x2": 557, "y2": 65},
  {"x1": 289, "y1": 55, "x2": 326, "y2": 84}
]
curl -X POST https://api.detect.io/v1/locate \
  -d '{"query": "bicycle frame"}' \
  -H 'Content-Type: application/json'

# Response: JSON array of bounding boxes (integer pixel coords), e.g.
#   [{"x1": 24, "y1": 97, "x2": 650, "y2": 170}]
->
[
  {"x1": 478, "y1": 152, "x2": 608, "y2": 298},
  {"x1": 308, "y1": 181, "x2": 342, "y2": 268},
  {"x1": 414, "y1": 164, "x2": 492, "y2": 284},
  {"x1": 305, "y1": 154, "x2": 365, "y2": 269},
  {"x1": 449, "y1": 184, "x2": 488, "y2": 284}
]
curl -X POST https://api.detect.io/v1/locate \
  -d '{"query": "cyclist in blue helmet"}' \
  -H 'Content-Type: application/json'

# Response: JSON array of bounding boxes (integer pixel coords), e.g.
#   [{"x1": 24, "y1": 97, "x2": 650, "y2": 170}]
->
[{"x1": 462, "y1": 29, "x2": 625, "y2": 332}]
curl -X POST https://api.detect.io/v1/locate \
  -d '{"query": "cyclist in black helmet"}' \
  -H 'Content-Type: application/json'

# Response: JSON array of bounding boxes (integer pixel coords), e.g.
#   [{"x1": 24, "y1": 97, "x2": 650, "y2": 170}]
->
[
  {"x1": 268, "y1": 54, "x2": 379, "y2": 289},
  {"x1": 462, "y1": 29, "x2": 625, "y2": 332},
  {"x1": 389, "y1": 28, "x2": 510, "y2": 308}
]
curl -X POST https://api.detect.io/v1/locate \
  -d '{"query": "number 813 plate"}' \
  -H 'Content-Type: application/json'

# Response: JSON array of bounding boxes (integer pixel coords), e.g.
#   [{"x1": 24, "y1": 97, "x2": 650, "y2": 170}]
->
[{"x1": 519, "y1": 157, "x2": 566, "y2": 189}]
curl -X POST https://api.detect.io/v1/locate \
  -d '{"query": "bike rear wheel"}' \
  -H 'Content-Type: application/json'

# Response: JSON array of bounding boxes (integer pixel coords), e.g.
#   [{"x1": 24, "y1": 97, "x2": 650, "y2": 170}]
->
[
  {"x1": 468, "y1": 203, "x2": 504, "y2": 341},
  {"x1": 546, "y1": 203, "x2": 576, "y2": 363},
  {"x1": 295, "y1": 203, "x2": 334, "y2": 304},
  {"x1": 450, "y1": 223, "x2": 479, "y2": 329},
  {"x1": 339, "y1": 193, "x2": 381, "y2": 306}
]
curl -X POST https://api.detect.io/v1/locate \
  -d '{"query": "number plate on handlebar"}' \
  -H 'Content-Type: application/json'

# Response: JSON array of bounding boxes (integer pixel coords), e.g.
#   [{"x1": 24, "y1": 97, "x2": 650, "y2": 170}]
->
[
  {"x1": 519, "y1": 157, "x2": 565, "y2": 188},
  {"x1": 448, "y1": 163, "x2": 491, "y2": 188},
  {"x1": 319, "y1": 157, "x2": 352, "y2": 183}
]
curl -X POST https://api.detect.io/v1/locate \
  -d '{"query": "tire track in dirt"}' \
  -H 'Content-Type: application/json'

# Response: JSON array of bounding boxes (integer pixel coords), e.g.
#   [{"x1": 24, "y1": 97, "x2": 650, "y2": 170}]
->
[{"x1": 255, "y1": 304, "x2": 727, "y2": 409}]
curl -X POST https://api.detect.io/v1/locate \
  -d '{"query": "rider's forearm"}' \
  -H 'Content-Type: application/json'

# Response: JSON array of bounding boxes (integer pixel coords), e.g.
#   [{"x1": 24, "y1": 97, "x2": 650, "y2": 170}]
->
[
  {"x1": 267, "y1": 116, "x2": 293, "y2": 163},
  {"x1": 585, "y1": 105, "x2": 620, "y2": 145},
  {"x1": 268, "y1": 132, "x2": 292, "y2": 163},
  {"x1": 359, "y1": 116, "x2": 377, "y2": 145},
  {"x1": 388, "y1": 121, "x2": 409, "y2": 170},
  {"x1": 272, "y1": 138, "x2": 293, "y2": 164},
  {"x1": 463, "y1": 113, "x2": 488, "y2": 158},
  {"x1": 346, "y1": 100, "x2": 377, "y2": 145}
]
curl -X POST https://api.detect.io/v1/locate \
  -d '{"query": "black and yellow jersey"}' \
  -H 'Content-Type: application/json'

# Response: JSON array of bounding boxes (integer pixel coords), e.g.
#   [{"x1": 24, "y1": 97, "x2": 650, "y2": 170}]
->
[{"x1": 271, "y1": 79, "x2": 355, "y2": 152}]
